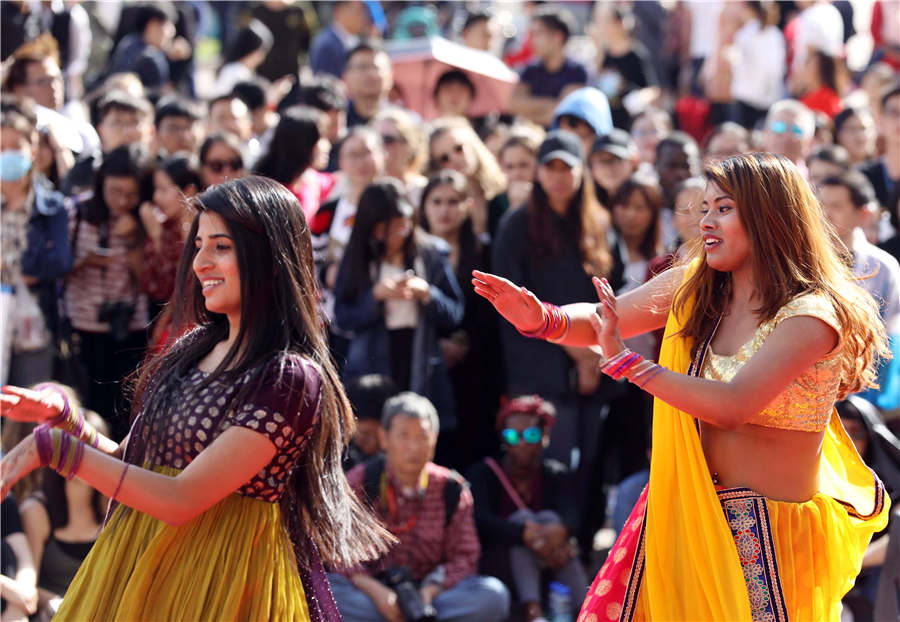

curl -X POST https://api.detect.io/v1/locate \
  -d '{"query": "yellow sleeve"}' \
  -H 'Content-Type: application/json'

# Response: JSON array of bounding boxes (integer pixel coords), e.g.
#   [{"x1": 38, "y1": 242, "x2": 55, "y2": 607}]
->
[{"x1": 774, "y1": 293, "x2": 843, "y2": 355}]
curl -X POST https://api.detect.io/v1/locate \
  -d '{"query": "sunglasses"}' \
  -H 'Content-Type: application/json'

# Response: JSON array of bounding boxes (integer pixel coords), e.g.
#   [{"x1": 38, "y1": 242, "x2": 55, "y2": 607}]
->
[
  {"x1": 204, "y1": 158, "x2": 243, "y2": 173},
  {"x1": 382, "y1": 134, "x2": 405, "y2": 146},
  {"x1": 438, "y1": 143, "x2": 464, "y2": 165},
  {"x1": 501, "y1": 426, "x2": 542, "y2": 446},
  {"x1": 769, "y1": 121, "x2": 804, "y2": 137}
]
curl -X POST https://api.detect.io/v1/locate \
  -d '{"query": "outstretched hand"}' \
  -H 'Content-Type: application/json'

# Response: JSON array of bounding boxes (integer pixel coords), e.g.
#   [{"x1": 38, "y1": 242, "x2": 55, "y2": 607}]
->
[
  {"x1": 0, "y1": 385, "x2": 64, "y2": 423},
  {"x1": 471, "y1": 270, "x2": 545, "y2": 332},
  {"x1": 590, "y1": 277, "x2": 626, "y2": 359}
]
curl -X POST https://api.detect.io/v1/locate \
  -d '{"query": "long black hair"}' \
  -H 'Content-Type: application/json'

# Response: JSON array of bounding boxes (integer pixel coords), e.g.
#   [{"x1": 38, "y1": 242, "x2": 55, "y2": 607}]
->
[
  {"x1": 221, "y1": 19, "x2": 273, "y2": 67},
  {"x1": 527, "y1": 160, "x2": 612, "y2": 278},
  {"x1": 337, "y1": 179, "x2": 417, "y2": 303},
  {"x1": 129, "y1": 176, "x2": 392, "y2": 568},
  {"x1": 158, "y1": 153, "x2": 203, "y2": 192},
  {"x1": 253, "y1": 106, "x2": 325, "y2": 185},
  {"x1": 83, "y1": 143, "x2": 153, "y2": 225},
  {"x1": 418, "y1": 170, "x2": 480, "y2": 272}
]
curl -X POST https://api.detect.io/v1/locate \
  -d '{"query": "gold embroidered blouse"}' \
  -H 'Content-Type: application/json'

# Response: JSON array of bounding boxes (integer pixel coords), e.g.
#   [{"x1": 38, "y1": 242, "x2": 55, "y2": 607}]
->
[{"x1": 701, "y1": 293, "x2": 843, "y2": 432}]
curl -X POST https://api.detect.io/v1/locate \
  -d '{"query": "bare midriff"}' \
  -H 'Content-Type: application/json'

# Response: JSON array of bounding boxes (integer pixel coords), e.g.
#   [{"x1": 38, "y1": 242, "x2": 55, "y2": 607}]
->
[{"x1": 700, "y1": 421, "x2": 825, "y2": 502}]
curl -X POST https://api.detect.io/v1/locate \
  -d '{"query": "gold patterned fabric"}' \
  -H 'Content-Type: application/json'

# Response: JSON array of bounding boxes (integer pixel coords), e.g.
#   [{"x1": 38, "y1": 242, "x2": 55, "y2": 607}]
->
[{"x1": 701, "y1": 293, "x2": 843, "y2": 432}]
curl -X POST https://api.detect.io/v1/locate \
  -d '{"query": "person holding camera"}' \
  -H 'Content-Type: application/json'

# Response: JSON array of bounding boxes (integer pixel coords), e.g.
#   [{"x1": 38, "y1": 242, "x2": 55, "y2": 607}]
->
[
  {"x1": 64, "y1": 144, "x2": 152, "y2": 440},
  {"x1": 328, "y1": 392, "x2": 510, "y2": 622}
]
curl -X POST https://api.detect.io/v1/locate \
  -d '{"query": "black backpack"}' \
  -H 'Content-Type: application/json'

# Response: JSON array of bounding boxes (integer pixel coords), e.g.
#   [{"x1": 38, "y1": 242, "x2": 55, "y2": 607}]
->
[{"x1": 362, "y1": 455, "x2": 466, "y2": 528}]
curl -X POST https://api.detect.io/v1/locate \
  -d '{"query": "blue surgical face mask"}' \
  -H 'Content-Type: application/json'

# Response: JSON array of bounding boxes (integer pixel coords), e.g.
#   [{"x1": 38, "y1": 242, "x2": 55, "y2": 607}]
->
[{"x1": 0, "y1": 151, "x2": 32, "y2": 182}]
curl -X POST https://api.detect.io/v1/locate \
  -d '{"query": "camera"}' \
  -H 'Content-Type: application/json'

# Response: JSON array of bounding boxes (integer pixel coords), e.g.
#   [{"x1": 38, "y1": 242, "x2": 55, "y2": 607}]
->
[
  {"x1": 379, "y1": 568, "x2": 437, "y2": 622},
  {"x1": 97, "y1": 302, "x2": 135, "y2": 342}
]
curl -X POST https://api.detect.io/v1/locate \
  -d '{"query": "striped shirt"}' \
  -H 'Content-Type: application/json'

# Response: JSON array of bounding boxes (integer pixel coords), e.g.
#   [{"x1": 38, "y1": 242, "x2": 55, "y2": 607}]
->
[{"x1": 64, "y1": 216, "x2": 148, "y2": 333}]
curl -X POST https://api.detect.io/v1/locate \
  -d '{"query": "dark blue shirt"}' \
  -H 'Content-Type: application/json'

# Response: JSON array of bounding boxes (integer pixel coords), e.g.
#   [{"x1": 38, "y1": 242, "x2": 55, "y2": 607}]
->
[{"x1": 519, "y1": 57, "x2": 588, "y2": 99}]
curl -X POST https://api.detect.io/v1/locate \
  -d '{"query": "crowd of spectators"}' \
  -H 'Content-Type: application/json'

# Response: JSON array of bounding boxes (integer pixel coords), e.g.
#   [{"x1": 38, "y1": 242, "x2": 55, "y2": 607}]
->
[{"x1": 1, "y1": 1, "x2": 899, "y2": 621}]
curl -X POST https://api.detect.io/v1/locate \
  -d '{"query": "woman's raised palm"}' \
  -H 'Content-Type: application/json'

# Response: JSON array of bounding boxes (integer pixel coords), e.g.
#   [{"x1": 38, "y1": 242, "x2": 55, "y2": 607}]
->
[{"x1": 471, "y1": 270, "x2": 545, "y2": 332}]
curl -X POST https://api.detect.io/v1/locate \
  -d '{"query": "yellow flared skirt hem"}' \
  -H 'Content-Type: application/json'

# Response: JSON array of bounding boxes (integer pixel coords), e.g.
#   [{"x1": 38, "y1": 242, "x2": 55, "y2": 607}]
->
[{"x1": 55, "y1": 466, "x2": 310, "y2": 622}]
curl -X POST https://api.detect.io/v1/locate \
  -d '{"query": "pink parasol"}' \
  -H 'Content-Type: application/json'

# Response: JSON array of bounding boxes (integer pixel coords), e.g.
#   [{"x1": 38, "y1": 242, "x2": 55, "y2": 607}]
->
[{"x1": 386, "y1": 37, "x2": 519, "y2": 119}]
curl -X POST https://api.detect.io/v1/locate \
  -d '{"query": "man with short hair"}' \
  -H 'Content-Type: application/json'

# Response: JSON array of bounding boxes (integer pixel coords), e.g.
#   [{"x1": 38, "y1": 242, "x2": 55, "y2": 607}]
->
[
  {"x1": 60, "y1": 90, "x2": 154, "y2": 199},
  {"x1": 820, "y1": 170, "x2": 900, "y2": 410},
  {"x1": 329, "y1": 392, "x2": 511, "y2": 622},
  {"x1": 761, "y1": 99, "x2": 815, "y2": 169},
  {"x1": 433, "y1": 70, "x2": 476, "y2": 119},
  {"x1": 807, "y1": 144, "x2": 851, "y2": 189},
  {"x1": 342, "y1": 43, "x2": 392, "y2": 128},
  {"x1": 207, "y1": 94, "x2": 252, "y2": 143},
  {"x1": 509, "y1": 7, "x2": 588, "y2": 127},
  {"x1": 655, "y1": 132, "x2": 701, "y2": 251},
  {"x1": 154, "y1": 95, "x2": 203, "y2": 156},
  {"x1": 309, "y1": 1, "x2": 373, "y2": 78},
  {"x1": 4, "y1": 42, "x2": 100, "y2": 157},
  {"x1": 460, "y1": 11, "x2": 497, "y2": 53}
]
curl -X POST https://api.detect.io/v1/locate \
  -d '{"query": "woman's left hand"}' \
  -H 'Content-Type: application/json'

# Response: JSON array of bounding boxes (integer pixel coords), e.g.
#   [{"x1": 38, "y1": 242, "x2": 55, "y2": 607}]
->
[
  {"x1": 0, "y1": 433, "x2": 40, "y2": 499},
  {"x1": 590, "y1": 277, "x2": 626, "y2": 359}
]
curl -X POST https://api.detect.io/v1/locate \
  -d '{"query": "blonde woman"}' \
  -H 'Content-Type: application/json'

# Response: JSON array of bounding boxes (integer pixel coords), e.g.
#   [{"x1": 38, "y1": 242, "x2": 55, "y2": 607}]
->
[{"x1": 427, "y1": 117, "x2": 507, "y2": 239}]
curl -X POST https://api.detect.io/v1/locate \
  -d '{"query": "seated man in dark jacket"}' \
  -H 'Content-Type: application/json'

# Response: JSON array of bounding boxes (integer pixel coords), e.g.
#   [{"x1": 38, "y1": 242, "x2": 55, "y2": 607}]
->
[{"x1": 467, "y1": 396, "x2": 588, "y2": 622}]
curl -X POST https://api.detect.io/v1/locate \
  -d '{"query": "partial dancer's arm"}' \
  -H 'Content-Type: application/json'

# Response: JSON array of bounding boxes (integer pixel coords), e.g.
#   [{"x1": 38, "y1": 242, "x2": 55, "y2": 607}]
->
[
  {"x1": 0, "y1": 386, "x2": 120, "y2": 456},
  {"x1": 1, "y1": 406, "x2": 278, "y2": 526},
  {"x1": 472, "y1": 265, "x2": 682, "y2": 347},
  {"x1": 591, "y1": 278, "x2": 838, "y2": 429}
]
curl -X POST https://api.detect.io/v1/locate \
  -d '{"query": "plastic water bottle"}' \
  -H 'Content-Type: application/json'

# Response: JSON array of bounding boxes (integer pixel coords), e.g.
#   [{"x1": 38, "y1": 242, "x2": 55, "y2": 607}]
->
[{"x1": 547, "y1": 582, "x2": 573, "y2": 622}]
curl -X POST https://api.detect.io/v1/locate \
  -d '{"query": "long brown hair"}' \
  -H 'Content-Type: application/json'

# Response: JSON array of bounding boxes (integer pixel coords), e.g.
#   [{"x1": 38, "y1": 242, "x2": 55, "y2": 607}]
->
[
  {"x1": 527, "y1": 163, "x2": 613, "y2": 278},
  {"x1": 129, "y1": 176, "x2": 393, "y2": 568},
  {"x1": 674, "y1": 153, "x2": 888, "y2": 398}
]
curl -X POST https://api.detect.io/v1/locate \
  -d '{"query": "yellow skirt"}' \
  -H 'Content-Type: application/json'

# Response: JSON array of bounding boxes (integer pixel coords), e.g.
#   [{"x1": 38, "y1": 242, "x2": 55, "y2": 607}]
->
[
  {"x1": 55, "y1": 466, "x2": 310, "y2": 621},
  {"x1": 631, "y1": 487, "x2": 886, "y2": 621}
]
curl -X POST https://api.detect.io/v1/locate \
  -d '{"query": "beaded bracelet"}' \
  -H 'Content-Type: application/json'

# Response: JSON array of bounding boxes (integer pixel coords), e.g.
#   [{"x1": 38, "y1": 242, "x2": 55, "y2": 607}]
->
[
  {"x1": 34, "y1": 424, "x2": 85, "y2": 480},
  {"x1": 34, "y1": 384, "x2": 98, "y2": 449}
]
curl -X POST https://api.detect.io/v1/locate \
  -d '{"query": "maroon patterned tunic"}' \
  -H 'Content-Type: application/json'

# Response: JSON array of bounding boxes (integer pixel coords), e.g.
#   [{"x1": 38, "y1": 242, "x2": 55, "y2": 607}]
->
[{"x1": 135, "y1": 354, "x2": 322, "y2": 503}]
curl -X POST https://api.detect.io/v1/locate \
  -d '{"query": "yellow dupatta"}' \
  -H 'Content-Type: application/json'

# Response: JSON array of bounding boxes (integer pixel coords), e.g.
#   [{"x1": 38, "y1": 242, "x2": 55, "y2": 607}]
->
[{"x1": 637, "y1": 261, "x2": 889, "y2": 620}]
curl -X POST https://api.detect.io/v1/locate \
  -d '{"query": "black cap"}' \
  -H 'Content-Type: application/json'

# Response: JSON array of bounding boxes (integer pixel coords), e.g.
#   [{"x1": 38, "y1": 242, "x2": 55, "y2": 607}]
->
[
  {"x1": 538, "y1": 130, "x2": 584, "y2": 167},
  {"x1": 591, "y1": 129, "x2": 637, "y2": 160}
]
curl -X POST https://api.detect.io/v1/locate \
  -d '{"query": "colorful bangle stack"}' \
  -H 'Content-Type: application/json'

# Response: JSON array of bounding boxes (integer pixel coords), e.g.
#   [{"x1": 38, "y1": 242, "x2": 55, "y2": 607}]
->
[
  {"x1": 517, "y1": 303, "x2": 571, "y2": 342},
  {"x1": 34, "y1": 424, "x2": 85, "y2": 480},
  {"x1": 599, "y1": 349, "x2": 665, "y2": 388},
  {"x1": 35, "y1": 384, "x2": 99, "y2": 449},
  {"x1": 599, "y1": 349, "x2": 642, "y2": 380}
]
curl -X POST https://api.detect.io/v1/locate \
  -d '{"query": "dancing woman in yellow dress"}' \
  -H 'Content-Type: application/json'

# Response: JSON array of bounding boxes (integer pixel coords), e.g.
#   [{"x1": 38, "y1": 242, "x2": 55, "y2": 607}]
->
[
  {"x1": 473, "y1": 153, "x2": 890, "y2": 621},
  {"x1": 1, "y1": 176, "x2": 392, "y2": 621}
]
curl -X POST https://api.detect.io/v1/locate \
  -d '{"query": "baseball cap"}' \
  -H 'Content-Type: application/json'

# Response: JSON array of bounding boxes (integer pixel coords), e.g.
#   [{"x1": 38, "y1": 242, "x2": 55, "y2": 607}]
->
[
  {"x1": 537, "y1": 130, "x2": 584, "y2": 168},
  {"x1": 591, "y1": 129, "x2": 638, "y2": 161}
]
